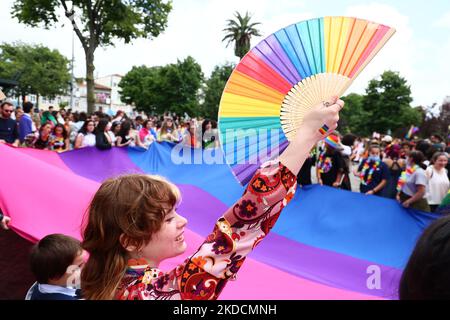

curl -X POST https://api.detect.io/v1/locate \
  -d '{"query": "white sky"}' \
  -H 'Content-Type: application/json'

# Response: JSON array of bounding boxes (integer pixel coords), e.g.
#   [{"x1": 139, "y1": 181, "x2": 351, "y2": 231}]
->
[{"x1": 1, "y1": 0, "x2": 450, "y2": 107}]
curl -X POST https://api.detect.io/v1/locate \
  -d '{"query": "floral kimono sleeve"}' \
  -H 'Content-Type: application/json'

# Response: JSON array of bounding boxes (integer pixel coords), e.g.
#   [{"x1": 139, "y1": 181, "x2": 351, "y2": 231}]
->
[{"x1": 119, "y1": 160, "x2": 297, "y2": 300}]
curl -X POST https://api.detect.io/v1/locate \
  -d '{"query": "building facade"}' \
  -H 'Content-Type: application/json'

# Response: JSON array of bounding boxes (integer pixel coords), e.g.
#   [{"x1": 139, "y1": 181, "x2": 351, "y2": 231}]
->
[
  {"x1": 12, "y1": 75, "x2": 134, "y2": 115},
  {"x1": 95, "y1": 74, "x2": 133, "y2": 115}
]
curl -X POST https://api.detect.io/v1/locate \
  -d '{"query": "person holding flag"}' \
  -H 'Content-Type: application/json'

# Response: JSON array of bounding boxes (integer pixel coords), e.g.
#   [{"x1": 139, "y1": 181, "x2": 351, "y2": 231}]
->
[{"x1": 405, "y1": 125, "x2": 419, "y2": 140}]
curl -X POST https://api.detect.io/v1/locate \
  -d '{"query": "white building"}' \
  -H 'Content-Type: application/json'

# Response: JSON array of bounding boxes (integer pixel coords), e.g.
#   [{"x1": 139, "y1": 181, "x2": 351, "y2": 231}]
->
[
  {"x1": 95, "y1": 74, "x2": 133, "y2": 115},
  {"x1": 70, "y1": 79, "x2": 112, "y2": 113},
  {"x1": 20, "y1": 74, "x2": 134, "y2": 115}
]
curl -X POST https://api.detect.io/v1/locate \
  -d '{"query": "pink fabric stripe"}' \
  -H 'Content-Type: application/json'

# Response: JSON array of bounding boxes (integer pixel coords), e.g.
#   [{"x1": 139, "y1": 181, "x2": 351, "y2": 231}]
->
[
  {"x1": 349, "y1": 25, "x2": 390, "y2": 78},
  {"x1": 0, "y1": 144, "x2": 378, "y2": 299},
  {"x1": 162, "y1": 229, "x2": 381, "y2": 300},
  {"x1": 0, "y1": 144, "x2": 98, "y2": 241},
  {"x1": 13, "y1": 147, "x2": 72, "y2": 172}
]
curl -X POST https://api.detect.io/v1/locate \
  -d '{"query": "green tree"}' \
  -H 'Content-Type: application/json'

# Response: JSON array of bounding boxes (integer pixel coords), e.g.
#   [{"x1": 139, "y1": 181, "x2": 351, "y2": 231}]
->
[
  {"x1": 201, "y1": 63, "x2": 234, "y2": 120},
  {"x1": 158, "y1": 56, "x2": 204, "y2": 115},
  {"x1": 118, "y1": 65, "x2": 159, "y2": 112},
  {"x1": 119, "y1": 56, "x2": 204, "y2": 115},
  {"x1": 222, "y1": 11, "x2": 261, "y2": 59},
  {"x1": 419, "y1": 101, "x2": 450, "y2": 139},
  {"x1": 11, "y1": 0, "x2": 172, "y2": 114},
  {"x1": 340, "y1": 93, "x2": 370, "y2": 135},
  {"x1": 0, "y1": 42, "x2": 70, "y2": 106},
  {"x1": 362, "y1": 70, "x2": 421, "y2": 135}
]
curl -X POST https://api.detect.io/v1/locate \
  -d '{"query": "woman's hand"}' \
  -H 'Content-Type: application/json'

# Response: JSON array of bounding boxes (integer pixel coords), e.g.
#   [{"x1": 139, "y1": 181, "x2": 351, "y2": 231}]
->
[
  {"x1": 402, "y1": 199, "x2": 411, "y2": 208},
  {"x1": 366, "y1": 190, "x2": 375, "y2": 195},
  {"x1": 279, "y1": 96, "x2": 344, "y2": 176},
  {"x1": 295, "y1": 96, "x2": 343, "y2": 144},
  {"x1": 332, "y1": 182, "x2": 340, "y2": 188},
  {"x1": 1, "y1": 216, "x2": 11, "y2": 230},
  {"x1": 396, "y1": 193, "x2": 401, "y2": 203}
]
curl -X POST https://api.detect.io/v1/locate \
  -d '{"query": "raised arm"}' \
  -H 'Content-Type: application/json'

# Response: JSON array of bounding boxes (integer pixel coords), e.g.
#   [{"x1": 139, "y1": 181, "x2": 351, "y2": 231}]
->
[{"x1": 124, "y1": 97, "x2": 343, "y2": 300}]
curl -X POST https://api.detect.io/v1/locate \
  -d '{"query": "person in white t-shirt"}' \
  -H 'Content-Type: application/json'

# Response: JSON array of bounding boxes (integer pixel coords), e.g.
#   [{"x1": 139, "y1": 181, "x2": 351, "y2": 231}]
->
[
  {"x1": 426, "y1": 152, "x2": 449, "y2": 212},
  {"x1": 351, "y1": 138, "x2": 365, "y2": 164},
  {"x1": 74, "y1": 120, "x2": 96, "y2": 149}
]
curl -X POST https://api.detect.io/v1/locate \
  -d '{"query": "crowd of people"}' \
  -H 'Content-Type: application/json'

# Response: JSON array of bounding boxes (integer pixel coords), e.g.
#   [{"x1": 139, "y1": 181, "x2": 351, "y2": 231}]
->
[
  {"x1": 0, "y1": 100, "x2": 220, "y2": 152},
  {"x1": 298, "y1": 132, "x2": 450, "y2": 213},
  {"x1": 1, "y1": 96, "x2": 450, "y2": 300},
  {"x1": 1, "y1": 98, "x2": 449, "y2": 213}
]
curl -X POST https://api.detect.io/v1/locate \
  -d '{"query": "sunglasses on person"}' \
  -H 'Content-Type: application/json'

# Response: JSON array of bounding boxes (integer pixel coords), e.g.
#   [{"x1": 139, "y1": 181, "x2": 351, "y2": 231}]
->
[{"x1": 3, "y1": 109, "x2": 13, "y2": 113}]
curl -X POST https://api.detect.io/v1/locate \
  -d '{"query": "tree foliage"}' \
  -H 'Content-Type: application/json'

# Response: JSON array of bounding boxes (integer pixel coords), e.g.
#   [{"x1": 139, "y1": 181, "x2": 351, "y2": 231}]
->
[
  {"x1": 222, "y1": 11, "x2": 261, "y2": 59},
  {"x1": 0, "y1": 42, "x2": 70, "y2": 104},
  {"x1": 419, "y1": 100, "x2": 450, "y2": 138},
  {"x1": 362, "y1": 70, "x2": 421, "y2": 135},
  {"x1": 11, "y1": 0, "x2": 172, "y2": 113},
  {"x1": 119, "y1": 56, "x2": 204, "y2": 115},
  {"x1": 339, "y1": 93, "x2": 368, "y2": 135},
  {"x1": 201, "y1": 63, "x2": 234, "y2": 120}
]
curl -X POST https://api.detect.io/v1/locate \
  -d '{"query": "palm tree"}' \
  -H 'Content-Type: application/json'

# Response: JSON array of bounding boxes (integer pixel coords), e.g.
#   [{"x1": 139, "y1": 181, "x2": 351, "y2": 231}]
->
[{"x1": 222, "y1": 11, "x2": 262, "y2": 60}]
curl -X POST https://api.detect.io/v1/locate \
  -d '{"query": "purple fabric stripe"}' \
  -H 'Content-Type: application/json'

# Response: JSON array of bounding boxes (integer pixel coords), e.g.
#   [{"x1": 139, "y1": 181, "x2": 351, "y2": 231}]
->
[
  {"x1": 253, "y1": 34, "x2": 302, "y2": 85},
  {"x1": 59, "y1": 146, "x2": 401, "y2": 297},
  {"x1": 176, "y1": 183, "x2": 400, "y2": 298},
  {"x1": 232, "y1": 140, "x2": 289, "y2": 185},
  {"x1": 59, "y1": 147, "x2": 144, "y2": 182},
  {"x1": 252, "y1": 233, "x2": 401, "y2": 299}
]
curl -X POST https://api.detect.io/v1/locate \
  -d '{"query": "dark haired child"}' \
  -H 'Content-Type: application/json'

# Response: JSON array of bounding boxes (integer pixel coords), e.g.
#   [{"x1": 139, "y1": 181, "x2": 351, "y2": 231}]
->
[{"x1": 26, "y1": 234, "x2": 85, "y2": 300}]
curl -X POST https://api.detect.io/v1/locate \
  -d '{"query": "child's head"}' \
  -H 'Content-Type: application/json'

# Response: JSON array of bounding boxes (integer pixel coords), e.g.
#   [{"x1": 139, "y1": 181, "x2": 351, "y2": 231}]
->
[
  {"x1": 81, "y1": 174, "x2": 187, "y2": 300},
  {"x1": 30, "y1": 234, "x2": 84, "y2": 287},
  {"x1": 400, "y1": 215, "x2": 450, "y2": 299}
]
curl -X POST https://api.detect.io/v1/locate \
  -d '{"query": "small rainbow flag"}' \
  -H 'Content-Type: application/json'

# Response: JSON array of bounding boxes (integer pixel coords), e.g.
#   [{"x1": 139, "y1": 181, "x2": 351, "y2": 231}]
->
[
  {"x1": 405, "y1": 126, "x2": 419, "y2": 140},
  {"x1": 324, "y1": 134, "x2": 340, "y2": 149},
  {"x1": 319, "y1": 125, "x2": 329, "y2": 135}
]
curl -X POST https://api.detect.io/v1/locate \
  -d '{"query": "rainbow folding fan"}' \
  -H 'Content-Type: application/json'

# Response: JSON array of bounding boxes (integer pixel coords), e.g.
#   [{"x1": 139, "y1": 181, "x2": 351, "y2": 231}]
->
[{"x1": 218, "y1": 16, "x2": 395, "y2": 184}]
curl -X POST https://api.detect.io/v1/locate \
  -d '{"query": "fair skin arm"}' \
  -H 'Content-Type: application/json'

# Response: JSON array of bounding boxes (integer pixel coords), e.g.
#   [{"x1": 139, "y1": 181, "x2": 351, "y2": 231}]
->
[
  {"x1": 104, "y1": 132, "x2": 112, "y2": 144},
  {"x1": 74, "y1": 134, "x2": 84, "y2": 149},
  {"x1": 0, "y1": 139, "x2": 19, "y2": 147},
  {"x1": 316, "y1": 166, "x2": 323, "y2": 185},
  {"x1": 169, "y1": 131, "x2": 179, "y2": 142},
  {"x1": 366, "y1": 179, "x2": 387, "y2": 195},
  {"x1": 133, "y1": 131, "x2": 145, "y2": 148},
  {"x1": 399, "y1": 185, "x2": 426, "y2": 208},
  {"x1": 116, "y1": 136, "x2": 132, "y2": 147},
  {"x1": 1, "y1": 216, "x2": 11, "y2": 230},
  {"x1": 114, "y1": 99, "x2": 344, "y2": 300},
  {"x1": 332, "y1": 170, "x2": 343, "y2": 188}
]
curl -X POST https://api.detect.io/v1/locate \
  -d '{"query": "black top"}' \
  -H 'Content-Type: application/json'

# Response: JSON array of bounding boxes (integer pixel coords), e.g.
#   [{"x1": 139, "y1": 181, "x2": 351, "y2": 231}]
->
[
  {"x1": 96, "y1": 132, "x2": 112, "y2": 150},
  {"x1": 297, "y1": 156, "x2": 313, "y2": 186},
  {"x1": 358, "y1": 159, "x2": 390, "y2": 194},
  {"x1": 318, "y1": 150, "x2": 345, "y2": 186},
  {"x1": 118, "y1": 134, "x2": 133, "y2": 145},
  {"x1": 34, "y1": 135, "x2": 51, "y2": 150},
  {"x1": 0, "y1": 117, "x2": 19, "y2": 143}
]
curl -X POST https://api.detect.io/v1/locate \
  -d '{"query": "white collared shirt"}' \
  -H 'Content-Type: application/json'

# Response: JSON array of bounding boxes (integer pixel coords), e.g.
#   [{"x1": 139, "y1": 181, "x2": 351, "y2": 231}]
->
[{"x1": 25, "y1": 282, "x2": 78, "y2": 300}]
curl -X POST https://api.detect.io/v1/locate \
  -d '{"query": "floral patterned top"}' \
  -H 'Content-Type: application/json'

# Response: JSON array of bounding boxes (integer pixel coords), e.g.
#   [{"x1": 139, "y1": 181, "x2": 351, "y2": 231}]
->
[{"x1": 115, "y1": 160, "x2": 297, "y2": 300}]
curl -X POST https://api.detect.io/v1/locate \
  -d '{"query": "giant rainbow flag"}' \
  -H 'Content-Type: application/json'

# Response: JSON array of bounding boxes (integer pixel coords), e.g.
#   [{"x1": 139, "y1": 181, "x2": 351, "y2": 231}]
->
[{"x1": 0, "y1": 143, "x2": 438, "y2": 299}]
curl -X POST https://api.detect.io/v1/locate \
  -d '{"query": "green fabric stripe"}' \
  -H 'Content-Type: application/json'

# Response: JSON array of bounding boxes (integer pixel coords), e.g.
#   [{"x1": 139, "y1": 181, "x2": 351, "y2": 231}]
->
[{"x1": 219, "y1": 117, "x2": 281, "y2": 130}]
